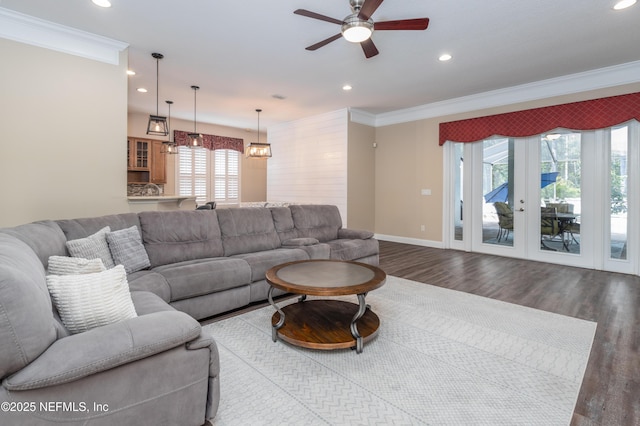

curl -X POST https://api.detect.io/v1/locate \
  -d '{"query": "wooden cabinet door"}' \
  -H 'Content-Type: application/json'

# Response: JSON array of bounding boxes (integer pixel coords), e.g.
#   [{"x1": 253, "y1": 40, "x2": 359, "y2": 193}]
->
[
  {"x1": 129, "y1": 138, "x2": 151, "y2": 171},
  {"x1": 150, "y1": 140, "x2": 167, "y2": 184}
]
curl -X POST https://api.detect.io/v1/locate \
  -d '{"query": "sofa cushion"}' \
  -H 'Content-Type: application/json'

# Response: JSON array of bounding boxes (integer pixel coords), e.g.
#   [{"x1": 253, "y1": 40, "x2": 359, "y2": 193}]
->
[
  {"x1": 106, "y1": 226, "x2": 151, "y2": 273},
  {"x1": 57, "y1": 213, "x2": 141, "y2": 241},
  {"x1": 127, "y1": 270, "x2": 171, "y2": 302},
  {"x1": 46, "y1": 265, "x2": 138, "y2": 334},
  {"x1": 66, "y1": 226, "x2": 115, "y2": 269},
  {"x1": 0, "y1": 220, "x2": 67, "y2": 269},
  {"x1": 0, "y1": 234, "x2": 57, "y2": 379},
  {"x1": 153, "y1": 258, "x2": 251, "y2": 302},
  {"x1": 47, "y1": 256, "x2": 106, "y2": 275},
  {"x1": 139, "y1": 210, "x2": 224, "y2": 268},
  {"x1": 289, "y1": 204, "x2": 342, "y2": 242},
  {"x1": 217, "y1": 208, "x2": 282, "y2": 256},
  {"x1": 327, "y1": 238, "x2": 380, "y2": 261},
  {"x1": 231, "y1": 248, "x2": 309, "y2": 282},
  {"x1": 270, "y1": 206, "x2": 299, "y2": 243},
  {"x1": 3, "y1": 310, "x2": 201, "y2": 391}
]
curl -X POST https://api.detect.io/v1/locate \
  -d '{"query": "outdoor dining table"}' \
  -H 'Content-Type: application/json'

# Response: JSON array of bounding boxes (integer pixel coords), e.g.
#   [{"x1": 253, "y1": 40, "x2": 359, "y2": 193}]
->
[{"x1": 542, "y1": 211, "x2": 579, "y2": 251}]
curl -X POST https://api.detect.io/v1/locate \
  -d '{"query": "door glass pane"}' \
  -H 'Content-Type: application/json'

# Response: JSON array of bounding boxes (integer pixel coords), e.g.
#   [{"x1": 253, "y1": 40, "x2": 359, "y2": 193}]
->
[
  {"x1": 610, "y1": 126, "x2": 628, "y2": 260},
  {"x1": 453, "y1": 143, "x2": 464, "y2": 241},
  {"x1": 540, "y1": 133, "x2": 581, "y2": 254},
  {"x1": 482, "y1": 138, "x2": 513, "y2": 246}
]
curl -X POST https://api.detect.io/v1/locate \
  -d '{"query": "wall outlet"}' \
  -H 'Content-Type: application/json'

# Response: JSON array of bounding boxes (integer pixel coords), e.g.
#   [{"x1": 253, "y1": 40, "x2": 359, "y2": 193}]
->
[
  {"x1": 421, "y1": 189, "x2": 431, "y2": 196},
  {"x1": 420, "y1": 225, "x2": 426, "y2": 232}
]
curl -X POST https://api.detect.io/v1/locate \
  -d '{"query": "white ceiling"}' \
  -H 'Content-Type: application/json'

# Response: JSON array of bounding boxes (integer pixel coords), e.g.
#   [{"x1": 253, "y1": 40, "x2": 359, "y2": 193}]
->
[{"x1": 1, "y1": 0, "x2": 639, "y2": 130}]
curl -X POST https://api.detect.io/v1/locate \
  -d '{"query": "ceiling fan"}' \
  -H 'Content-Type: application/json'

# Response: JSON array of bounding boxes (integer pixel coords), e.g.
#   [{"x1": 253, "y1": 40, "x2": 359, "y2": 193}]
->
[{"x1": 294, "y1": 0, "x2": 429, "y2": 59}]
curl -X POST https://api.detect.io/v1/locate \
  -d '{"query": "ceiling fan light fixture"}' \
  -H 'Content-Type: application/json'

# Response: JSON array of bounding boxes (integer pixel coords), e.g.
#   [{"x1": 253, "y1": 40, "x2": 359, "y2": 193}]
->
[
  {"x1": 341, "y1": 15, "x2": 373, "y2": 43},
  {"x1": 613, "y1": 0, "x2": 636, "y2": 9}
]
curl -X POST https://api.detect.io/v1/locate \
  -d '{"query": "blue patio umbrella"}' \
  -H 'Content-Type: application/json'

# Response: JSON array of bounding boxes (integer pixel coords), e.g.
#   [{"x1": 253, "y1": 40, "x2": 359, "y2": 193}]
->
[{"x1": 484, "y1": 172, "x2": 559, "y2": 203}]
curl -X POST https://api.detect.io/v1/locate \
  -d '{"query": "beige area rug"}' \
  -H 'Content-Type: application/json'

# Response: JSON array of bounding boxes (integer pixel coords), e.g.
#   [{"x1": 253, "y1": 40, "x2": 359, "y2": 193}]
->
[{"x1": 204, "y1": 276, "x2": 596, "y2": 425}]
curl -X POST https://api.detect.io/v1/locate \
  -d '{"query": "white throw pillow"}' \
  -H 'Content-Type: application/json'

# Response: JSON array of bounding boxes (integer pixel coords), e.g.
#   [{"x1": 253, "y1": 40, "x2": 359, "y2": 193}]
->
[
  {"x1": 47, "y1": 256, "x2": 106, "y2": 275},
  {"x1": 66, "y1": 226, "x2": 115, "y2": 269},
  {"x1": 106, "y1": 226, "x2": 151, "y2": 274},
  {"x1": 46, "y1": 265, "x2": 137, "y2": 334}
]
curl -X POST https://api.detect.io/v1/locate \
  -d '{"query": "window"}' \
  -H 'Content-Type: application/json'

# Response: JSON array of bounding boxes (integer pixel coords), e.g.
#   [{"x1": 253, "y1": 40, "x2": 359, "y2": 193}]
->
[
  {"x1": 178, "y1": 147, "x2": 240, "y2": 205},
  {"x1": 213, "y1": 149, "x2": 239, "y2": 203}
]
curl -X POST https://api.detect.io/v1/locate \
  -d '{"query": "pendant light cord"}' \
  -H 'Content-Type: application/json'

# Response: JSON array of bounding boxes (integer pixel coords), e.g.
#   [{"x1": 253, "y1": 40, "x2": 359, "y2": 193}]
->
[
  {"x1": 156, "y1": 58, "x2": 159, "y2": 116},
  {"x1": 256, "y1": 108, "x2": 262, "y2": 143},
  {"x1": 192, "y1": 85, "x2": 199, "y2": 133}
]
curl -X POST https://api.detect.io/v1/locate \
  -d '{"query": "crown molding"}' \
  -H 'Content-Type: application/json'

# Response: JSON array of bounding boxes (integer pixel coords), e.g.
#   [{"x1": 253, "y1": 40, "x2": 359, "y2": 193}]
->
[
  {"x1": 349, "y1": 108, "x2": 377, "y2": 126},
  {"x1": 0, "y1": 7, "x2": 128, "y2": 65},
  {"x1": 374, "y1": 60, "x2": 640, "y2": 127}
]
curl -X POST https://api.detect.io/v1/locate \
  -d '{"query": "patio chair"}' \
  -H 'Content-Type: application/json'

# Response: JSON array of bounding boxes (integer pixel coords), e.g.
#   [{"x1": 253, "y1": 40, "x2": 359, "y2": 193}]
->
[
  {"x1": 493, "y1": 202, "x2": 514, "y2": 242},
  {"x1": 540, "y1": 206, "x2": 561, "y2": 250}
]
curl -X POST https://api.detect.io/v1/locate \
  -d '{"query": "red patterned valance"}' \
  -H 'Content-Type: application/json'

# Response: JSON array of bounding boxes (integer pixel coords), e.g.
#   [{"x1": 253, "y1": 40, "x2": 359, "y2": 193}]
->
[
  {"x1": 174, "y1": 130, "x2": 244, "y2": 153},
  {"x1": 439, "y1": 91, "x2": 640, "y2": 145}
]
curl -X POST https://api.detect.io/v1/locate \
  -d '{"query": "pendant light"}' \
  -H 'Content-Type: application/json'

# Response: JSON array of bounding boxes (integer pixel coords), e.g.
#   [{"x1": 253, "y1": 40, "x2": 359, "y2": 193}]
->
[
  {"x1": 161, "y1": 100, "x2": 178, "y2": 154},
  {"x1": 187, "y1": 85, "x2": 203, "y2": 148},
  {"x1": 146, "y1": 53, "x2": 169, "y2": 136},
  {"x1": 246, "y1": 109, "x2": 272, "y2": 158}
]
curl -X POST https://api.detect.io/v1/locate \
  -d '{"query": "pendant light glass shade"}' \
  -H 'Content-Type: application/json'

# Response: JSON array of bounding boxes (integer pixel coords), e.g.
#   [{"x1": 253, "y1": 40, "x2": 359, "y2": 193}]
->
[
  {"x1": 246, "y1": 109, "x2": 272, "y2": 158},
  {"x1": 146, "y1": 53, "x2": 169, "y2": 136},
  {"x1": 188, "y1": 85, "x2": 203, "y2": 148},
  {"x1": 161, "y1": 100, "x2": 178, "y2": 154}
]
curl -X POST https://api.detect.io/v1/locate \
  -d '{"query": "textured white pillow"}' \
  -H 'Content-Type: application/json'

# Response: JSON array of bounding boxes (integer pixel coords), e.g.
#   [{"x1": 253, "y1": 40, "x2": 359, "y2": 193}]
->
[
  {"x1": 47, "y1": 256, "x2": 106, "y2": 275},
  {"x1": 46, "y1": 265, "x2": 137, "y2": 334},
  {"x1": 106, "y1": 226, "x2": 150, "y2": 274},
  {"x1": 66, "y1": 226, "x2": 115, "y2": 269}
]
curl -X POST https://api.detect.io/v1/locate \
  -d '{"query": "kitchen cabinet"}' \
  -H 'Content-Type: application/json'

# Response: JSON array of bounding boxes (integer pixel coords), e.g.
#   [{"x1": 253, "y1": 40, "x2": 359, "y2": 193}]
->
[{"x1": 127, "y1": 138, "x2": 167, "y2": 184}]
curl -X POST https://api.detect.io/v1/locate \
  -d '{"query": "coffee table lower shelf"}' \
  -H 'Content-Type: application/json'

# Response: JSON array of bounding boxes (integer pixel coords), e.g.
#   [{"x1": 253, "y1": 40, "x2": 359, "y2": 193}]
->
[{"x1": 271, "y1": 299, "x2": 380, "y2": 351}]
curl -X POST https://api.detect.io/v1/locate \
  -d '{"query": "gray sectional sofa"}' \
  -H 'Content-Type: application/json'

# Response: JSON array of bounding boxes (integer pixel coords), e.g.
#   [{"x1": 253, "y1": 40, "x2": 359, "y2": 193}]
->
[{"x1": 0, "y1": 204, "x2": 378, "y2": 425}]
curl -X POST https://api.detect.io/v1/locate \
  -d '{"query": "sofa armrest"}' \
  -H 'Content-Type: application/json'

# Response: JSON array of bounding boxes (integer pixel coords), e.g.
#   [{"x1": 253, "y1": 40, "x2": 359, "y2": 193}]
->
[
  {"x1": 338, "y1": 228, "x2": 374, "y2": 239},
  {"x1": 3, "y1": 311, "x2": 201, "y2": 391},
  {"x1": 281, "y1": 237, "x2": 320, "y2": 247},
  {"x1": 187, "y1": 331, "x2": 221, "y2": 420}
]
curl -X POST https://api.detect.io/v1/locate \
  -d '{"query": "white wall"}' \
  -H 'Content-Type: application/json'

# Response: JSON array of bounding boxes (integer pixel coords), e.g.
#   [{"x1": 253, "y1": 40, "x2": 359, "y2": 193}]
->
[
  {"x1": 267, "y1": 109, "x2": 349, "y2": 221},
  {"x1": 0, "y1": 38, "x2": 128, "y2": 227}
]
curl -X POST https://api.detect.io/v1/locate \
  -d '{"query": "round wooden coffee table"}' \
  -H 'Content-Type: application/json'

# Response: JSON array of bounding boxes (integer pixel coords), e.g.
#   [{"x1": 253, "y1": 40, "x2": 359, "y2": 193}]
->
[{"x1": 265, "y1": 259, "x2": 386, "y2": 354}]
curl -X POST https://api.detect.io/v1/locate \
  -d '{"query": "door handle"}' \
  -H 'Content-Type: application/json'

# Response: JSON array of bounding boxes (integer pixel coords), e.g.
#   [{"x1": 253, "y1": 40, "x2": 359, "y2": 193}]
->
[{"x1": 519, "y1": 208, "x2": 525, "y2": 212}]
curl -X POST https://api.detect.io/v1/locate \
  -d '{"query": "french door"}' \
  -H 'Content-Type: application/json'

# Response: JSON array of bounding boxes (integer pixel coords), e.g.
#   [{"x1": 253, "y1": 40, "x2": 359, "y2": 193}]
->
[{"x1": 446, "y1": 122, "x2": 638, "y2": 274}]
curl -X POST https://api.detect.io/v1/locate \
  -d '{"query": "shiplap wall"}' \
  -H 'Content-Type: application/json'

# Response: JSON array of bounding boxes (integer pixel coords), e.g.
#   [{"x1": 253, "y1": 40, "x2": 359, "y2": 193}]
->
[{"x1": 267, "y1": 109, "x2": 349, "y2": 222}]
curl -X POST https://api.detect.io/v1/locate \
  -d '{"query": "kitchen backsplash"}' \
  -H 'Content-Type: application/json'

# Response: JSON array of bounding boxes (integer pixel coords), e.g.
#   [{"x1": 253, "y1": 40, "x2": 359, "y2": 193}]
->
[{"x1": 127, "y1": 183, "x2": 164, "y2": 196}]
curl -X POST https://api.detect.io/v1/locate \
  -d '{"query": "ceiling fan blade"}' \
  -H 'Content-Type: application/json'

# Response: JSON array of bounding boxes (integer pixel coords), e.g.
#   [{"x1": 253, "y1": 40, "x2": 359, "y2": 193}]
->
[
  {"x1": 306, "y1": 34, "x2": 343, "y2": 51},
  {"x1": 358, "y1": 0, "x2": 384, "y2": 21},
  {"x1": 294, "y1": 9, "x2": 343, "y2": 25},
  {"x1": 374, "y1": 18, "x2": 430, "y2": 31},
  {"x1": 360, "y1": 38, "x2": 379, "y2": 58}
]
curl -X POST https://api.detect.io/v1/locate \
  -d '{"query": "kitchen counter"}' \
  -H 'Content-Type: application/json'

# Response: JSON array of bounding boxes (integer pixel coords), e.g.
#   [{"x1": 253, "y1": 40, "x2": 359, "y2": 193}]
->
[{"x1": 127, "y1": 196, "x2": 197, "y2": 210}]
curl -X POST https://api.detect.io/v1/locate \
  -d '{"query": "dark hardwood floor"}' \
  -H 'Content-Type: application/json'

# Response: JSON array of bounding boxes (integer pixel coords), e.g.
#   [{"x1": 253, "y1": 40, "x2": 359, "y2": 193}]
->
[{"x1": 378, "y1": 240, "x2": 639, "y2": 426}]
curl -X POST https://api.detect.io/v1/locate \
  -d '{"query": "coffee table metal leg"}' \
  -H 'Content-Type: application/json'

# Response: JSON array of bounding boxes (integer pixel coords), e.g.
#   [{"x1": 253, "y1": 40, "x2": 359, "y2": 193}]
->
[
  {"x1": 350, "y1": 293, "x2": 368, "y2": 354},
  {"x1": 268, "y1": 286, "x2": 285, "y2": 342}
]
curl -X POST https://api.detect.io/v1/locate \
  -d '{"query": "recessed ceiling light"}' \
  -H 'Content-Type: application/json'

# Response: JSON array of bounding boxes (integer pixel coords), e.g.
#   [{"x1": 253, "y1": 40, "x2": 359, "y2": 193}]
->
[
  {"x1": 92, "y1": 0, "x2": 112, "y2": 8},
  {"x1": 136, "y1": 88, "x2": 148, "y2": 93},
  {"x1": 613, "y1": 0, "x2": 636, "y2": 9},
  {"x1": 439, "y1": 54, "x2": 452, "y2": 62},
  {"x1": 342, "y1": 84, "x2": 353, "y2": 91},
  {"x1": 126, "y1": 69, "x2": 136, "y2": 76}
]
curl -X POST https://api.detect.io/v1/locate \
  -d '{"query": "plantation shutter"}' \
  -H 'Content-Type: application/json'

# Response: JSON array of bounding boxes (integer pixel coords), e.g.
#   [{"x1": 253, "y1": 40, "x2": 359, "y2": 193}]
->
[
  {"x1": 213, "y1": 149, "x2": 239, "y2": 203},
  {"x1": 179, "y1": 146, "x2": 208, "y2": 206}
]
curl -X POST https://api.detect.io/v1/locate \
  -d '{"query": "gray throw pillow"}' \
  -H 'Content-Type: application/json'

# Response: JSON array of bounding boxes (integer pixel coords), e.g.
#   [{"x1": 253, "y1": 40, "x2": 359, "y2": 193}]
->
[
  {"x1": 66, "y1": 226, "x2": 115, "y2": 269},
  {"x1": 106, "y1": 226, "x2": 151, "y2": 274}
]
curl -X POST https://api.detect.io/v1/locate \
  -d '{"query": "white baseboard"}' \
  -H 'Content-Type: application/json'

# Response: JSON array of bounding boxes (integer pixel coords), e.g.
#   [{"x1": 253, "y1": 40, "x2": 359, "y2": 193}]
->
[{"x1": 374, "y1": 234, "x2": 444, "y2": 249}]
